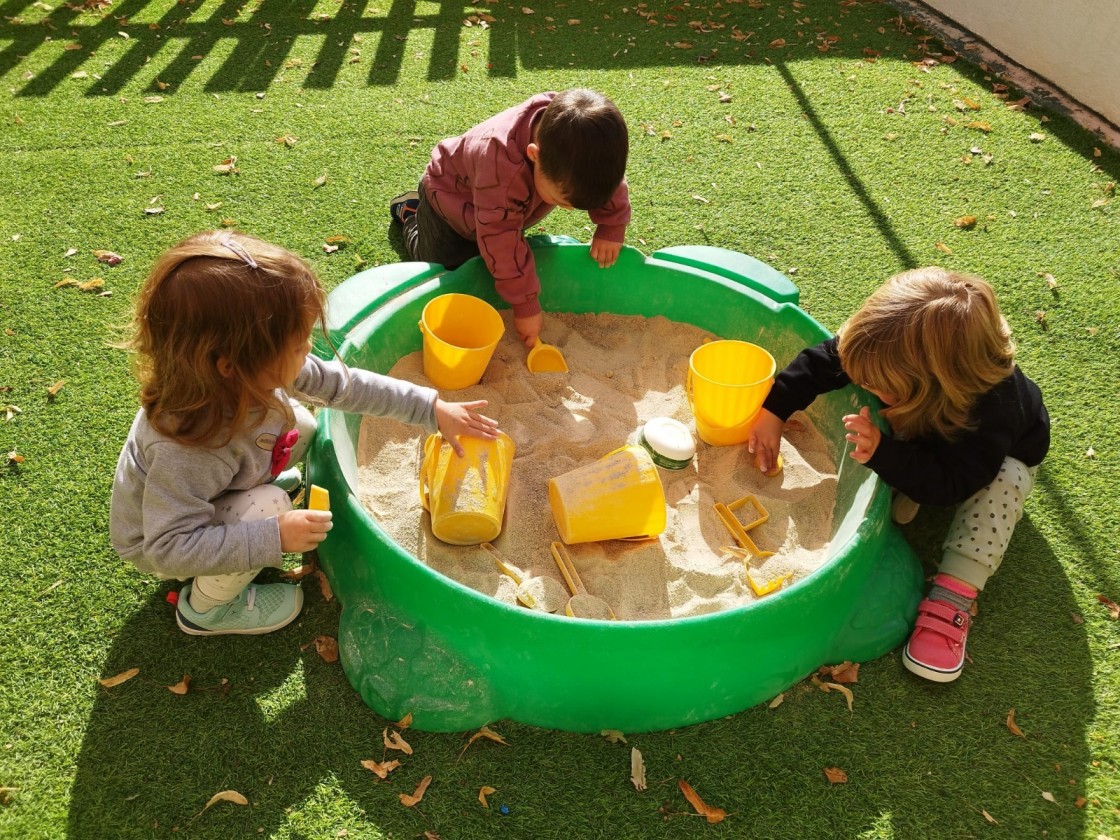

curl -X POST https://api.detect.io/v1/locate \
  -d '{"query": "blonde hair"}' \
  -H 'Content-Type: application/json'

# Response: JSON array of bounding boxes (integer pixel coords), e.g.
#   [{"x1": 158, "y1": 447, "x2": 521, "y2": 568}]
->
[
  {"x1": 837, "y1": 267, "x2": 1014, "y2": 440},
  {"x1": 126, "y1": 231, "x2": 327, "y2": 446}
]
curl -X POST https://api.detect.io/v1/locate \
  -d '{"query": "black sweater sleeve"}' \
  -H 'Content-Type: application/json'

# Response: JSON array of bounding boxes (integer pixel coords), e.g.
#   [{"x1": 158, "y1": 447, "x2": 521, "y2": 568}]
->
[
  {"x1": 763, "y1": 338, "x2": 1051, "y2": 507},
  {"x1": 866, "y1": 368, "x2": 1049, "y2": 506},
  {"x1": 761, "y1": 337, "x2": 850, "y2": 421}
]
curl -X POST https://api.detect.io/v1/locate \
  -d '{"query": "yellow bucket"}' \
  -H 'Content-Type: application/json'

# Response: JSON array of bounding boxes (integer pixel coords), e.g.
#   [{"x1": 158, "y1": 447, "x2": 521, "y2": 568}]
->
[
  {"x1": 419, "y1": 432, "x2": 515, "y2": 545},
  {"x1": 419, "y1": 293, "x2": 505, "y2": 390},
  {"x1": 548, "y1": 445, "x2": 667, "y2": 544},
  {"x1": 687, "y1": 340, "x2": 775, "y2": 446}
]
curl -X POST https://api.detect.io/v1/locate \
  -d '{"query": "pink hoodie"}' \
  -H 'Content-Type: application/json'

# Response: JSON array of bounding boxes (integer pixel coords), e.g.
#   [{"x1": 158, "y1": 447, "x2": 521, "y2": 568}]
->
[{"x1": 422, "y1": 92, "x2": 631, "y2": 318}]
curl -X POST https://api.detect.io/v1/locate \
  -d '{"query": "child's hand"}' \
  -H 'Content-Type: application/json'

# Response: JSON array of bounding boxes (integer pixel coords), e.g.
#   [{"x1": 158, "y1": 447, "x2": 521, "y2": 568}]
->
[
  {"x1": 747, "y1": 408, "x2": 784, "y2": 474},
  {"x1": 514, "y1": 312, "x2": 543, "y2": 349},
  {"x1": 435, "y1": 399, "x2": 501, "y2": 456},
  {"x1": 843, "y1": 406, "x2": 882, "y2": 463},
  {"x1": 589, "y1": 238, "x2": 622, "y2": 268},
  {"x1": 278, "y1": 509, "x2": 333, "y2": 553}
]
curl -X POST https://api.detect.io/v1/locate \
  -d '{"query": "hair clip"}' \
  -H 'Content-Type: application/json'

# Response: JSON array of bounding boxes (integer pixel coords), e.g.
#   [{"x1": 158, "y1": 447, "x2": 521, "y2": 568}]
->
[
  {"x1": 221, "y1": 238, "x2": 259, "y2": 269},
  {"x1": 270, "y1": 429, "x2": 299, "y2": 477}
]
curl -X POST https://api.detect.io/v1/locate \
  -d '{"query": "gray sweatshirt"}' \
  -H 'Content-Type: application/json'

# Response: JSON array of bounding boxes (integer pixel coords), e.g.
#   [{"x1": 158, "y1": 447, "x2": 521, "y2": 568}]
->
[{"x1": 110, "y1": 354, "x2": 437, "y2": 579}]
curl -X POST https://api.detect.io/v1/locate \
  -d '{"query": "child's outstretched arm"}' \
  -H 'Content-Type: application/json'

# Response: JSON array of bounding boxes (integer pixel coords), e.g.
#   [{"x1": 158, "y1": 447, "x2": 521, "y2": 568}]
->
[
  {"x1": 748, "y1": 408, "x2": 785, "y2": 474},
  {"x1": 434, "y1": 399, "x2": 500, "y2": 456},
  {"x1": 588, "y1": 179, "x2": 631, "y2": 269}
]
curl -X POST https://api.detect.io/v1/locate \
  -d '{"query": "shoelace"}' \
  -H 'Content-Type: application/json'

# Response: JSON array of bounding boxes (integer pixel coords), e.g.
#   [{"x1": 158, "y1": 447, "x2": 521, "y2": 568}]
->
[{"x1": 245, "y1": 585, "x2": 256, "y2": 612}]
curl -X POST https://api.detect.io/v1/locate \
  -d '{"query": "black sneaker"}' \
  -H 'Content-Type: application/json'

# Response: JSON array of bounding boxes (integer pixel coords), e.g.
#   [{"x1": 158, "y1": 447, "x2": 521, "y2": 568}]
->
[{"x1": 389, "y1": 190, "x2": 419, "y2": 223}]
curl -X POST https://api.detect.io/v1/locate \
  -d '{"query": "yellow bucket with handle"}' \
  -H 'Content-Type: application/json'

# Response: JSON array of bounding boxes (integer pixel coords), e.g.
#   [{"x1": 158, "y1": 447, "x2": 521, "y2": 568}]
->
[
  {"x1": 419, "y1": 293, "x2": 505, "y2": 390},
  {"x1": 687, "y1": 340, "x2": 775, "y2": 446},
  {"x1": 548, "y1": 445, "x2": 666, "y2": 544},
  {"x1": 420, "y1": 432, "x2": 515, "y2": 545}
]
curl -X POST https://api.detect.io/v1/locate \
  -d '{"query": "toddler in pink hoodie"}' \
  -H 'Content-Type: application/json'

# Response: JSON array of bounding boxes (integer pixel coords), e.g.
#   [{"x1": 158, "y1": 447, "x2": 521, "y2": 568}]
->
[{"x1": 390, "y1": 89, "x2": 631, "y2": 348}]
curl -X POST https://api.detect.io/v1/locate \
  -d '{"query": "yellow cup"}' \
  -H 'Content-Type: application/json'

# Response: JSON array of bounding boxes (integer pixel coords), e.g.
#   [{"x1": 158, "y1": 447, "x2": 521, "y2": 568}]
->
[
  {"x1": 687, "y1": 340, "x2": 775, "y2": 446},
  {"x1": 419, "y1": 293, "x2": 505, "y2": 390},
  {"x1": 548, "y1": 445, "x2": 667, "y2": 544},
  {"x1": 420, "y1": 432, "x2": 515, "y2": 545}
]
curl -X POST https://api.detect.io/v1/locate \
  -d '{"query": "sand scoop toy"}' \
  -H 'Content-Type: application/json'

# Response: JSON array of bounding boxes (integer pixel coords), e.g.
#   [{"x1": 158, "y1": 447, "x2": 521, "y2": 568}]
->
[
  {"x1": 550, "y1": 541, "x2": 616, "y2": 620},
  {"x1": 714, "y1": 494, "x2": 790, "y2": 597},
  {"x1": 481, "y1": 542, "x2": 569, "y2": 613},
  {"x1": 526, "y1": 336, "x2": 569, "y2": 373}
]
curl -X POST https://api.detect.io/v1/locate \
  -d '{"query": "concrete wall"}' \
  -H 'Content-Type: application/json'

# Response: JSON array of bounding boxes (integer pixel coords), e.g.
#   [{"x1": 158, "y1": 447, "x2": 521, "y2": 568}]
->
[{"x1": 920, "y1": 1, "x2": 1120, "y2": 127}]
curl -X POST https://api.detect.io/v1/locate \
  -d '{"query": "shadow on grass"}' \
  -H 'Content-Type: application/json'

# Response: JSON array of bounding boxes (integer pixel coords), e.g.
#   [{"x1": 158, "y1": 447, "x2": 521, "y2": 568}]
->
[
  {"x1": 67, "y1": 507, "x2": 1094, "y2": 838},
  {"x1": 4, "y1": 0, "x2": 954, "y2": 97}
]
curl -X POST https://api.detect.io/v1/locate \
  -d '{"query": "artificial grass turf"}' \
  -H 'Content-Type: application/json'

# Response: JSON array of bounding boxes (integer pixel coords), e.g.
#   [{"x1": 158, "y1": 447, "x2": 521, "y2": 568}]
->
[{"x1": 1, "y1": 0, "x2": 1119, "y2": 836}]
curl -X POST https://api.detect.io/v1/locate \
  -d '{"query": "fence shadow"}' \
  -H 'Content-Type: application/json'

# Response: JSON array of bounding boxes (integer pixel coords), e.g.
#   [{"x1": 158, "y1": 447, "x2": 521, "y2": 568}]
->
[{"x1": 5, "y1": 0, "x2": 957, "y2": 97}]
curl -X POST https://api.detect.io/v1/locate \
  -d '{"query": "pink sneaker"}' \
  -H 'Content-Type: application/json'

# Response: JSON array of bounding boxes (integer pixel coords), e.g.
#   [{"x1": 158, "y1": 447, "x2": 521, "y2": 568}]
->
[{"x1": 903, "y1": 597, "x2": 971, "y2": 682}]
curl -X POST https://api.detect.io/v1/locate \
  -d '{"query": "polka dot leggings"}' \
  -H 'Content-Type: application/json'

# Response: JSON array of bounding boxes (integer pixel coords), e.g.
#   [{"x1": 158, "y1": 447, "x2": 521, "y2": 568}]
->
[{"x1": 938, "y1": 457, "x2": 1038, "y2": 592}]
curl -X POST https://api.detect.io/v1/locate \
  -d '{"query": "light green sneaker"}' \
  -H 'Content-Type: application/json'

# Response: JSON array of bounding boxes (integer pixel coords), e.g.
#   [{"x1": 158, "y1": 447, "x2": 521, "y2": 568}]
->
[{"x1": 176, "y1": 582, "x2": 304, "y2": 636}]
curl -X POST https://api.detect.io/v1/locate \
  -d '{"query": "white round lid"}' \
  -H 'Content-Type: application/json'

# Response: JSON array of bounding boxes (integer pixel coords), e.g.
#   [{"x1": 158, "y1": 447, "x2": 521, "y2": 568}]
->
[{"x1": 642, "y1": 417, "x2": 696, "y2": 462}]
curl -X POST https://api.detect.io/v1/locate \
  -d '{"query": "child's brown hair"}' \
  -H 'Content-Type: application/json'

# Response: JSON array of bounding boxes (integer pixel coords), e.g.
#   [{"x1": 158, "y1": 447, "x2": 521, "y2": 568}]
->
[
  {"x1": 535, "y1": 88, "x2": 628, "y2": 211},
  {"x1": 127, "y1": 231, "x2": 327, "y2": 446},
  {"x1": 838, "y1": 267, "x2": 1014, "y2": 440}
]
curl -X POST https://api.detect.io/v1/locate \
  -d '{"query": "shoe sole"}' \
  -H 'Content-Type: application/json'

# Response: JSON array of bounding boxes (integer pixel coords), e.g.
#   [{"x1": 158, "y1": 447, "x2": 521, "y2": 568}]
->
[
  {"x1": 902, "y1": 645, "x2": 964, "y2": 683},
  {"x1": 389, "y1": 191, "x2": 419, "y2": 222},
  {"x1": 176, "y1": 589, "x2": 304, "y2": 636}
]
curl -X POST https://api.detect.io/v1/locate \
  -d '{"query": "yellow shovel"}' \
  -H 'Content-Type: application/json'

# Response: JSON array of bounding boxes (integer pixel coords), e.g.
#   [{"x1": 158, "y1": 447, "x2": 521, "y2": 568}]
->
[
  {"x1": 550, "y1": 541, "x2": 616, "y2": 620},
  {"x1": 481, "y1": 542, "x2": 567, "y2": 612},
  {"x1": 526, "y1": 337, "x2": 569, "y2": 373}
]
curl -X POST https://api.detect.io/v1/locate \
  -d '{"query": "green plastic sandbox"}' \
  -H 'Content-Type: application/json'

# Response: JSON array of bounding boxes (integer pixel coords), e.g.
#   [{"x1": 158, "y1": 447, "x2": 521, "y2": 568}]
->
[{"x1": 307, "y1": 237, "x2": 924, "y2": 734}]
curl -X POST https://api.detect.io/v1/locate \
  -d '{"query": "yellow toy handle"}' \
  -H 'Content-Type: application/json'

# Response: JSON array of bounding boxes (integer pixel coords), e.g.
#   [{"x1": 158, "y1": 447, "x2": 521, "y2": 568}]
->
[{"x1": 418, "y1": 433, "x2": 441, "y2": 511}]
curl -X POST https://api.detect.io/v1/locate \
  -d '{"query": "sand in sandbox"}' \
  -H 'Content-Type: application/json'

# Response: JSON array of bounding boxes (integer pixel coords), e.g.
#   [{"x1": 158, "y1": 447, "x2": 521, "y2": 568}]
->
[{"x1": 355, "y1": 311, "x2": 838, "y2": 621}]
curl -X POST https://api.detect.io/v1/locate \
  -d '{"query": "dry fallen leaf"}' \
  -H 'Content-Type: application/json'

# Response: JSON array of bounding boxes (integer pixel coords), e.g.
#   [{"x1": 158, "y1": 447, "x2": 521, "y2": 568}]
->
[
  {"x1": 383, "y1": 728, "x2": 413, "y2": 754},
  {"x1": 459, "y1": 724, "x2": 510, "y2": 757},
  {"x1": 631, "y1": 747, "x2": 647, "y2": 791},
  {"x1": 1029, "y1": 132, "x2": 1046, "y2": 143},
  {"x1": 301, "y1": 635, "x2": 338, "y2": 663},
  {"x1": 1098, "y1": 594, "x2": 1120, "y2": 620},
  {"x1": 478, "y1": 785, "x2": 496, "y2": 807},
  {"x1": 954, "y1": 215, "x2": 978, "y2": 229},
  {"x1": 1006, "y1": 708, "x2": 1025, "y2": 737},
  {"x1": 823, "y1": 766, "x2": 848, "y2": 784},
  {"x1": 200, "y1": 789, "x2": 248, "y2": 814},
  {"x1": 601, "y1": 729, "x2": 627, "y2": 744},
  {"x1": 92, "y1": 249, "x2": 122, "y2": 266},
  {"x1": 315, "y1": 569, "x2": 334, "y2": 601},
  {"x1": 935, "y1": 242, "x2": 954, "y2": 255},
  {"x1": 99, "y1": 668, "x2": 139, "y2": 688},
  {"x1": 314, "y1": 172, "x2": 328, "y2": 187},
  {"x1": 46, "y1": 380, "x2": 66, "y2": 397},
  {"x1": 768, "y1": 692, "x2": 785, "y2": 709},
  {"x1": 360, "y1": 758, "x2": 400, "y2": 779},
  {"x1": 812, "y1": 675, "x2": 854, "y2": 711},
  {"x1": 981, "y1": 809, "x2": 999, "y2": 824},
  {"x1": 1041, "y1": 790, "x2": 1056, "y2": 804},
  {"x1": 818, "y1": 661, "x2": 860, "y2": 684},
  {"x1": 396, "y1": 711, "x2": 413, "y2": 730},
  {"x1": 678, "y1": 779, "x2": 726, "y2": 824},
  {"x1": 168, "y1": 674, "x2": 191, "y2": 695},
  {"x1": 399, "y1": 775, "x2": 432, "y2": 807}
]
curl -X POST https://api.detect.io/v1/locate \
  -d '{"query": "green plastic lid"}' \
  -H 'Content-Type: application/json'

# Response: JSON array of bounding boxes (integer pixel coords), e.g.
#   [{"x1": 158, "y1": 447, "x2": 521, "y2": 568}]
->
[{"x1": 639, "y1": 417, "x2": 696, "y2": 469}]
